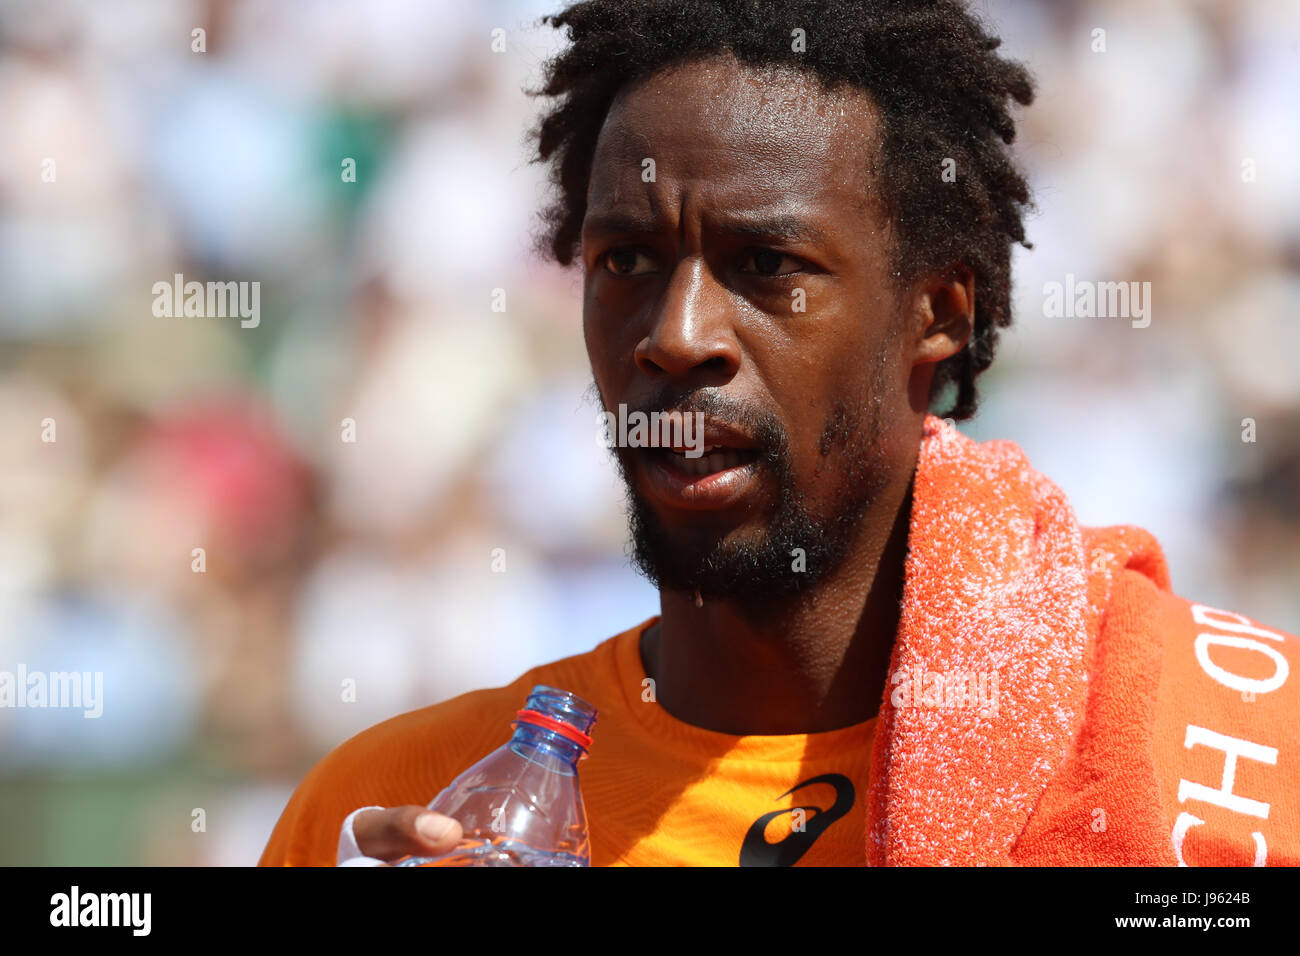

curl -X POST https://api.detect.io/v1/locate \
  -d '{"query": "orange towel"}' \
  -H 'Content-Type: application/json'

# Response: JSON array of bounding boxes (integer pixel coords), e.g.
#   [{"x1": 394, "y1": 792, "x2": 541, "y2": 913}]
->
[{"x1": 870, "y1": 415, "x2": 1299, "y2": 865}]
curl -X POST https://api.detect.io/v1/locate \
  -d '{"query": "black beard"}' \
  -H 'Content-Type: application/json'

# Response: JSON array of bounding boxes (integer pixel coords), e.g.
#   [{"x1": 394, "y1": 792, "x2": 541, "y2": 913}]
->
[{"x1": 606, "y1": 385, "x2": 892, "y2": 608}]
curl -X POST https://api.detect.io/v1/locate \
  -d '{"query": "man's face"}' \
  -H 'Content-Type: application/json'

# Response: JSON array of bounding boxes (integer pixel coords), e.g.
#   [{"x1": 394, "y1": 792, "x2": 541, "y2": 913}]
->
[{"x1": 581, "y1": 55, "x2": 920, "y2": 603}]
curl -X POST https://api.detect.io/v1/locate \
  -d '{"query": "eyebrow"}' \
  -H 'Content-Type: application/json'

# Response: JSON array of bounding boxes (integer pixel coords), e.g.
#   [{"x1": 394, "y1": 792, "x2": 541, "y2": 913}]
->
[
  {"x1": 581, "y1": 210, "x2": 660, "y2": 238},
  {"x1": 581, "y1": 209, "x2": 830, "y2": 245}
]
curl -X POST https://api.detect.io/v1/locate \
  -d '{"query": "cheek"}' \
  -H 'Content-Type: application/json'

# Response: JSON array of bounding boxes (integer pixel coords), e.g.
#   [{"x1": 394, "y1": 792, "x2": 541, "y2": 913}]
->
[
  {"x1": 792, "y1": 339, "x2": 898, "y2": 467},
  {"x1": 583, "y1": 305, "x2": 617, "y2": 384},
  {"x1": 582, "y1": 312, "x2": 599, "y2": 362},
  {"x1": 584, "y1": 279, "x2": 632, "y2": 349}
]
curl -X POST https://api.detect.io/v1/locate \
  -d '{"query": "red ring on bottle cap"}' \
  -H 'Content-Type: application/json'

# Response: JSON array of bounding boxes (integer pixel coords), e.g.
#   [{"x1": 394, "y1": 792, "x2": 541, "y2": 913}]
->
[{"x1": 513, "y1": 708, "x2": 592, "y2": 750}]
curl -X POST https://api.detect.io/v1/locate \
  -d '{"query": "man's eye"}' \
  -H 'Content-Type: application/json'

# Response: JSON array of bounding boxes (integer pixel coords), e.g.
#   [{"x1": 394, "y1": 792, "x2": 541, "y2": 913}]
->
[
  {"x1": 740, "y1": 249, "x2": 801, "y2": 277},
  {"x1": 602, "y1": 248, "x2": 656, "y2": 276}
]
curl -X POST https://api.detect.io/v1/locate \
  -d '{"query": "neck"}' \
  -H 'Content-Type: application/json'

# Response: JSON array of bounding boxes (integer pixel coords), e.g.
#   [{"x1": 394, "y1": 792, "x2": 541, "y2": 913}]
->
[{"x1": 640, "y1": 455, "x2": 916, "y2": 736}]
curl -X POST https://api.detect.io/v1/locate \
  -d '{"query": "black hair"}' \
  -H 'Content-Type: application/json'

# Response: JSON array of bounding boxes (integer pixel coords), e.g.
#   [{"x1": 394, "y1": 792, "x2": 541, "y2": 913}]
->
[{"x1": 529, "y1": 0, "x2": 1034, "y2": 421}]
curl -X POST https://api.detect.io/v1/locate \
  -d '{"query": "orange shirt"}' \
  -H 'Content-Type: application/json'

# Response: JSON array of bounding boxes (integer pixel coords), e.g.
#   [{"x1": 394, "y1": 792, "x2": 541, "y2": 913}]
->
[{"x1": 260, "y1": 617, "x2": 876, "y2": 867}]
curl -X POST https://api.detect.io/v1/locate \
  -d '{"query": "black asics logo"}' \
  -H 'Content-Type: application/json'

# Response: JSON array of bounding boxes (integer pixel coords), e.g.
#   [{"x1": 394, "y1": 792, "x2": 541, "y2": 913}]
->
[{"x1": 739, "y1": 773, "x2": 855, "y2": 867}]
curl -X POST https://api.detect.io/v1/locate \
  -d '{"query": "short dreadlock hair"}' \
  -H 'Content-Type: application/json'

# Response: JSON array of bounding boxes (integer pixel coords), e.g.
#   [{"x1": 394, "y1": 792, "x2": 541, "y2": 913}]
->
[{"x1": 527, "y1": 0, "x2": 1035, "y2": 421}]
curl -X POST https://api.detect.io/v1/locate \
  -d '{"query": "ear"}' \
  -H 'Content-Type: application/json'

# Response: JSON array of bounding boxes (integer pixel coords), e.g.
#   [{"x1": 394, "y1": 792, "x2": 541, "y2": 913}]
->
[{"x1": 908, "y1": 264, "x2": 974, "y2": 367}]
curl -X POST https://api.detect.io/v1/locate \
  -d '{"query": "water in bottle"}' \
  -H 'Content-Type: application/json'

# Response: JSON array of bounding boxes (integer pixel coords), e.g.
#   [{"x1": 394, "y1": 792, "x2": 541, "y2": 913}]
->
[{"x1": 393, "y1": 684, "x2": 596, "y2": 867}]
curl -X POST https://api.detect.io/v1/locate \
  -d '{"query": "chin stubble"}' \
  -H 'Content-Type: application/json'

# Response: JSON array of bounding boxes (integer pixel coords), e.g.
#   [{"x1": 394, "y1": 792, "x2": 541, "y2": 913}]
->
[{"x1": 612, "y1": 369, "x2": 893, "y2": 608}]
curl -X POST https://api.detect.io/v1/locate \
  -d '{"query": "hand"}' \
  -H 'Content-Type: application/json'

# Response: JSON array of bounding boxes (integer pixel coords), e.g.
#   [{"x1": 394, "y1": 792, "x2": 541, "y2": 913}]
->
[{"x1": 346, "y1": 806, "x2": 464, "y2": 866}]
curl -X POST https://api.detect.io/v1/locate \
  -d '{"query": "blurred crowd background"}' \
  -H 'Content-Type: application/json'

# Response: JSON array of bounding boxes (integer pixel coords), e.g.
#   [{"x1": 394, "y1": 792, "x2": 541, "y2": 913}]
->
[{"x1": 0, "y1": 0, "x2": 1296, "y2": 865}]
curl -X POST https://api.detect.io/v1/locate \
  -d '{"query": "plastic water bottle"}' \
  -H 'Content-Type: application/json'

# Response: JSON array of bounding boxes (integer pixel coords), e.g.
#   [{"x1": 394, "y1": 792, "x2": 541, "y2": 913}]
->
[{"x1": 394, "y1": 685, "x2": 597, "y2": 867}]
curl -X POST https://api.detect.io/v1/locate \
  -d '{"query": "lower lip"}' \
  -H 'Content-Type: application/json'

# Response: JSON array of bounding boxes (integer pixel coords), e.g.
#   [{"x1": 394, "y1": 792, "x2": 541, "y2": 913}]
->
[{"x1": 638, "y1": 450, "x2": 763, "y2": 512}]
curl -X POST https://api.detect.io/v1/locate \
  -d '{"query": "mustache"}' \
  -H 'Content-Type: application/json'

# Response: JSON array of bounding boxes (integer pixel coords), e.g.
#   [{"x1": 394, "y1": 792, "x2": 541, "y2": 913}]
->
[{"x1": 618, "y1": 387, "x2": 789, "y2": 457}]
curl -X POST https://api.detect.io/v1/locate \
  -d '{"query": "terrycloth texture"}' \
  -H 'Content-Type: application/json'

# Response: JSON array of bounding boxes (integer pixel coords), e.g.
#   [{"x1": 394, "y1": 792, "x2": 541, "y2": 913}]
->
[
  {"x1": 867, "y1": 415, "x2": 1299, "y2": 866},
  {"x1": 867, "y1": 414, "x2": 1095, "y2": 864}
]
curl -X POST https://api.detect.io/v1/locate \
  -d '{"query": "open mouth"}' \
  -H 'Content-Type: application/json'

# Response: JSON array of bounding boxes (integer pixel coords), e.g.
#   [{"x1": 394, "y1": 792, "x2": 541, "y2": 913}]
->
[
  {"x1": 619, "y1": 414, "x2": 767, "y2": 511},
  {"x1": 653, "y1": 445, "x2": 762, "y2": 477},
  {"x1": 637, "y1": 442, "x2": 764, "y2": 512}
]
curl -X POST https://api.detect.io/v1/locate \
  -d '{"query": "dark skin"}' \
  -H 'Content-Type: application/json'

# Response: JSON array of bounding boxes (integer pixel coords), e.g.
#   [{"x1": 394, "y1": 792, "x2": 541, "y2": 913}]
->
[
  {"x1": 353, "y1": 52, "x2": 975, "y2": 861},
  {"x1": 583, "y1": 54, "x2": 975, "y2": 735}
]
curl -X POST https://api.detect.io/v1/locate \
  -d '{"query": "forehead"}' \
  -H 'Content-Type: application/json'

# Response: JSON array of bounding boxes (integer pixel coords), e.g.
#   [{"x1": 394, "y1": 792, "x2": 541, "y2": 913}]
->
[{"x1": 587, "y1": 55, "x2": 882, "y2": 220}]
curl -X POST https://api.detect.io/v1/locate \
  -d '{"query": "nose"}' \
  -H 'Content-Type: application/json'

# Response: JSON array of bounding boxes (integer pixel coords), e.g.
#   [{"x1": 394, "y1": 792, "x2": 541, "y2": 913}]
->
[{"x1": 634, "y1": 257, "x2": 741, "y2": 385}]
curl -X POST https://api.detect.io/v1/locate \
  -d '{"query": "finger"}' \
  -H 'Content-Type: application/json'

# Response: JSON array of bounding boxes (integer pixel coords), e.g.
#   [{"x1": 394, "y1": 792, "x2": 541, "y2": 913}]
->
[{"x1": 354, "y1": 805, "x2": 463, "y2": 861}]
